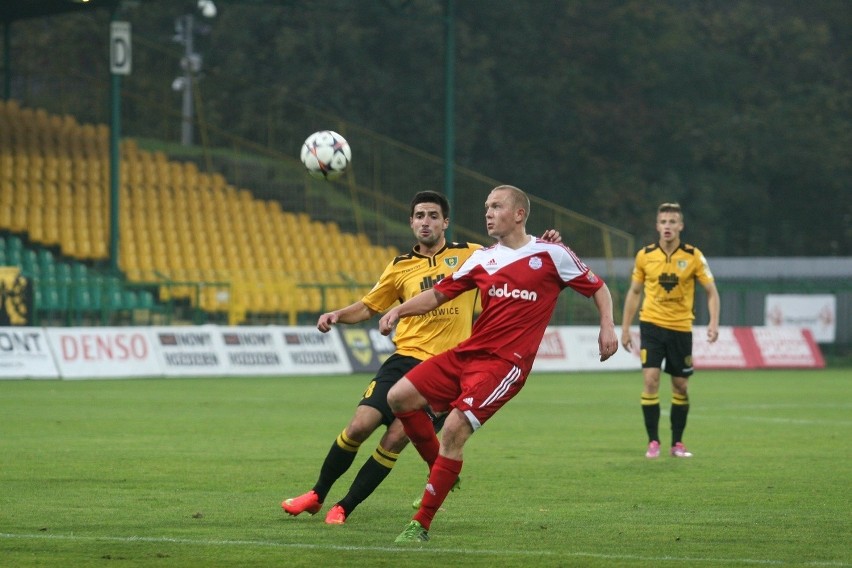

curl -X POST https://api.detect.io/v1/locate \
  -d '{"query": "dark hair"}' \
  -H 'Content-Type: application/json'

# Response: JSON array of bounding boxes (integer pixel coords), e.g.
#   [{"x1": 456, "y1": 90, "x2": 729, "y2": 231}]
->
[{"x1": 410, "y1": 191, "x2": 450, "y2": 218}]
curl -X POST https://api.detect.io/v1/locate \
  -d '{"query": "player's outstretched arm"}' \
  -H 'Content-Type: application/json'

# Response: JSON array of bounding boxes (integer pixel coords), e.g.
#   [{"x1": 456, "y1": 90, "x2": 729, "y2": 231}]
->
[
  {"x1": 379, "y1": 289, "x2": 447, "y2": 335},
  {"x1": 317, "y1": 301, "x2": 376, "y2": 333}
]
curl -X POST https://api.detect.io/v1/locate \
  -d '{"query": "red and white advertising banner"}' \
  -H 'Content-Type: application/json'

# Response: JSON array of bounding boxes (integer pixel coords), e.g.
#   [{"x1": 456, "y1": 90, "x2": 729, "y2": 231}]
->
[
  {"x1": 0, "y1": 327, "x2": 59, "y2": 379},
  {"x1": 765, "y1": 294, "x2": 836, "y2": 343},
  {"x1": 46, "y1": 327, "x2": 163, "y2": 379},
  {"x1": 743, "y1": 326, "x2": 825, "y2": 368},
  {"x1": 533, "y1": 325, "x2": 824, "y2": 372},
  {"x1": 677, "y1": 326, "x2": 823, "y2": 370},
  {"x1": 692, "y1": 326, "x2": 750, "y2": 368},
  {"x1": 533, "y1": 326, "x2": 639, "y2": 372}
]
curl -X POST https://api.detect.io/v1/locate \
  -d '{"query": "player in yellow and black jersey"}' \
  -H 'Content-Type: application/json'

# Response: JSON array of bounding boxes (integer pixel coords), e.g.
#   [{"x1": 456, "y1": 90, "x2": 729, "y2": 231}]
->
[
  {"x1": 281, "y1": 190, "x2": 561, "y2": 525},
  {"x1": 621, "y1": 202, "x2": 720, "y2": 459},
  {"x1": 364, "y1": 240, "x2": 480, "y2": 362}
]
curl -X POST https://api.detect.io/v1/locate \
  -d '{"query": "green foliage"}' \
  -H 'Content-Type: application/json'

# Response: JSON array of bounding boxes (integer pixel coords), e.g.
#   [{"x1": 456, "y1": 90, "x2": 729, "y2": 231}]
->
[{"x1": 1, "y1": 370, "x2": 850, "y2": 566}]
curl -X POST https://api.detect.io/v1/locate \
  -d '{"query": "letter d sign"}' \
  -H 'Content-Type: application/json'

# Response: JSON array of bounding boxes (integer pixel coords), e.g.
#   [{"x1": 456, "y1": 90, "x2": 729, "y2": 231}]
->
[{"x1": 110, "y1": 21, "x2": 132, "y2": 75}]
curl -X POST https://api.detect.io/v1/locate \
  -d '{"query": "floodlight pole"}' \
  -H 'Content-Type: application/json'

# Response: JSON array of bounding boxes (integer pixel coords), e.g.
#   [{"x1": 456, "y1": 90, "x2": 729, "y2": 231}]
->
[
  {"x1": 2, "y1": 22, "x2": 10, "y2": 100},
  {"x1": 109, "y1": 12, "x2": 132, "y2": 274},
  {"x1": 179, "y1": 13, "x2": 195, "y2": 146},
  {"x1": 109, "y1": 73, "x2": 121, "y2": 273},
  {"x1": 443, "y1": 0, "x2": 455, "y2": 240}
]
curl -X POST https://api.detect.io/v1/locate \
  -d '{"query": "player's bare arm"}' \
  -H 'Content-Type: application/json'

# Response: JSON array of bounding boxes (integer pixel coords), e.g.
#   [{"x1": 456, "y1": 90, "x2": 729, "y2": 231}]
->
[
  {"x1": 592, "y1": 284, "x2": 619, "y2": 361},
  {"x1": 317, "y1": 301, "x2": 377, "y2": 333},
  {"x1": 379, "y1": 289, "x2": 448, "y2": 336},
  {"x1": 704, "y1": 281, "x2": 721, "y2": 343},
  {"x1": 620, "y1": 280, "x2": 644, "y2": 350}
]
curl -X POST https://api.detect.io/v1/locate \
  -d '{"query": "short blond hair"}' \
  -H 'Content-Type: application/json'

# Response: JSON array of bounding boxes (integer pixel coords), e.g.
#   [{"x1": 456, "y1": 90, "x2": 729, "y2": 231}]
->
[{"x1": 493, "y1": 185, "x2": 531, "y2": 221}]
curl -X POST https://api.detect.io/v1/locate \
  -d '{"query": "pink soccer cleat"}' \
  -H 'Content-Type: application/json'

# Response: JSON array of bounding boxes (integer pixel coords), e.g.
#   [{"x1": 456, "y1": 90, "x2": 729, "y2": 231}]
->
[
  {"x1": 645, "y1": 440, "x2": 660, "y2": 459},
  {"x1": 282, "y1": 490, "x2": 322, "y2": 516}
]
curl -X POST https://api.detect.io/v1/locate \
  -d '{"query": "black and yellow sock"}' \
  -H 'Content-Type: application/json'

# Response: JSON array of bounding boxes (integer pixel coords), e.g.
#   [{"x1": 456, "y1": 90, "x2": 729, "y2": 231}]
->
[
  {"x1": 337, "y1": 445, "x2": 400, "y2": 514},
  {"x1": 670, "y1": 393, "x2": 690, "y2": 445},
  {"x1": 641, "y1": 392, "x2": 660, "y2": 442},
  {"x1": 312, "y1": 429, "x2": 361, "y2": 501}
]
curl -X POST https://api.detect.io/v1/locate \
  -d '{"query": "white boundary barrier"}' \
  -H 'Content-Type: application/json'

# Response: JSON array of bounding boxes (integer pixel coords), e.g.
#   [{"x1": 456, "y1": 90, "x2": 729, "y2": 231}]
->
[
  {"x1": 0, "y1": 328, "x2": 59, "y2": 379},
  {"x1": 0, "y1": 325, "x2": 823, "y2": 380}
]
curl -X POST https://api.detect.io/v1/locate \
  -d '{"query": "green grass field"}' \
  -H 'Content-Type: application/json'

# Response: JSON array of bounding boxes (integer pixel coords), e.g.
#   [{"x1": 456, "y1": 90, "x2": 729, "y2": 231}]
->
[{"x1": 1, "y1": 369, "x2": 849, "y2": 567}]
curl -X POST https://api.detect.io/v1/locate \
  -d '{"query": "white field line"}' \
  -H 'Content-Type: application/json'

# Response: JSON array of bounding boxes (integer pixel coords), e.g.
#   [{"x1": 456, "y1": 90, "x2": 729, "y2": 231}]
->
[{"x1": 0, "y1": 532, "x2": 848, "y2": 566}]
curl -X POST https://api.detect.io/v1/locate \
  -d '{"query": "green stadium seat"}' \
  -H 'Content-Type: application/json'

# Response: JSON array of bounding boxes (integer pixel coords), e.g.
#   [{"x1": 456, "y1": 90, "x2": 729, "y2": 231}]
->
[
  {"x1": 122, "y1": 290, "x2": 138, "y2": 310},
  {"x1": 71, "y1": 283, "x2": 93, "y2": 311},
  {"x1": 32, "y1": 286, "x2": 43, "y2": 310},
  {"x1": 71, "y1": 263, "x2": 87, "y2": 281},
  {"x1": 38, "y1": 279, "x2": 64, "y2": 311},
  {"x1": 87, "y1": 274, "x2": 103, "y2": 299},
  {"x1": 7, "y1": 236, "x2": 22, "y2": 253},
  {"x1": 21, "y1": 249, "x2": 38, "y2": 275},
  {"x1": 38, "y1": 249, "x2": 54, "y2": 271},
  {"x1": 39, "y1": 261, "x2": 56, "y2": 279},
  {"x1": 104, "y1": 278, "x2": 124, "y2": 310},
  {"x1": 137, "y1": 290, "x2": 155, "y2": 309},
  {"x1": 5, "y1": 247, "x2": 21, "y2": 266},
  {"x1": 54, "y1": 280, "x2": 70, "y2": 310},
  {"x1": 55, "y1": 263, "x2": 71, "y2": 284}
]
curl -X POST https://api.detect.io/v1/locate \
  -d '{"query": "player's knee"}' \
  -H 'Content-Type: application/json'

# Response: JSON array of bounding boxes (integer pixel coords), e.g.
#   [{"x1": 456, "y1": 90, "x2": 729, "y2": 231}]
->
[
  {"x1": 347, "y1": 416, "x2": 383, "y2": 442},
  {"x1": 344, "y1": 422, "x2": 374, "y2": 443},
  {"x1": 387, "y1": 378, "x2": 416, "y2": 412},
  {"x1": 440, "y1": 411, "x2": 473, "y2": 452}
]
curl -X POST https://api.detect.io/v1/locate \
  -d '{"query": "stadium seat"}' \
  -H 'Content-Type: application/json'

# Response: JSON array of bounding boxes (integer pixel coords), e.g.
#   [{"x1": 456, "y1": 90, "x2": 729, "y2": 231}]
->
[
  {"x1": 71, "y1": 283, "x2": 93, "y2": 312},
  {"x1": 1, "y1": 100, "x2": 409, "y2": 321}
]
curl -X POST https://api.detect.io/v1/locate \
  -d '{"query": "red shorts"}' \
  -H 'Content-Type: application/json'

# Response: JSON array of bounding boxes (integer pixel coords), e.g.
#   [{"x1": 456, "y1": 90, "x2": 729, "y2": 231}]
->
[{"x1": 405, "y1": 349, "x2": 527, "y2": 431}]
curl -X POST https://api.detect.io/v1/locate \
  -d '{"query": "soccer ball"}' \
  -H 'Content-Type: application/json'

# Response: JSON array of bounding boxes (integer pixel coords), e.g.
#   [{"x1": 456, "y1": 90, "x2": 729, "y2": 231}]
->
[{"x1": 300, "y1": 130, "x2": 351, "y2": 180}]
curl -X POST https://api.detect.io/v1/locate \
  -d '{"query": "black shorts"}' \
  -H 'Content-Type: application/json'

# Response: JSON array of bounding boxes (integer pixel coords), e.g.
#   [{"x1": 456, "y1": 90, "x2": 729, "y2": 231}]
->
[
  {"x1": 639, "y1": 321, "x2": 694, "y2": 378},
  {"x1": 358, "y1": 353, "x2": 422, "y2": 426}
]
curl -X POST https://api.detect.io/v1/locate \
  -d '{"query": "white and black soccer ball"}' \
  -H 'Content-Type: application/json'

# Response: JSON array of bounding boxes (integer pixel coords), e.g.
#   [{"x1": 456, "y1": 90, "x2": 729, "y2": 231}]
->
[{"x1": 300, "y1": 130, "x2": 351, "y2": 180}]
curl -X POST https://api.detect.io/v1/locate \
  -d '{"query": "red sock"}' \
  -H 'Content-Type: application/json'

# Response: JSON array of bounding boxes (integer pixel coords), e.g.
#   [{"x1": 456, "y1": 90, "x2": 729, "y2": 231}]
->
[
  {"x1": 395, "y1": 410, "x2": 440, "y2": 467},
  {"x1": 413, "y1": 455, "x2": 463, "y2": 530}
]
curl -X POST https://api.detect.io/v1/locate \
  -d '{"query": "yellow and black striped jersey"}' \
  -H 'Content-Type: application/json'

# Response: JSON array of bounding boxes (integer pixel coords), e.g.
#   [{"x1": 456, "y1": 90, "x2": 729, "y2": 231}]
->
[
  {"x1": 631, "y1": 242, "x2": 714, "y2": 332},
  {"x1": 362, "y1": 242, "x2": 481, "y2": 361}
]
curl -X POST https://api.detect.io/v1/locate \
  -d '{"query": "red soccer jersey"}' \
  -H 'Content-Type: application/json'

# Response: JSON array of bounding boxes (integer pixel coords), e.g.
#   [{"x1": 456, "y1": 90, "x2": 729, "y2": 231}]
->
[{"x1": 434, "y1": 236, "x2": 604, "y2": 373}]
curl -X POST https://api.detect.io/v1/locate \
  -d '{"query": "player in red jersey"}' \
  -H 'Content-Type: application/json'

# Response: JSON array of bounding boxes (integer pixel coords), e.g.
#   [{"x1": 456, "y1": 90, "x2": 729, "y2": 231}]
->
[{"x1": 379, "y1": 185, "x2": 619, "y2": 543}]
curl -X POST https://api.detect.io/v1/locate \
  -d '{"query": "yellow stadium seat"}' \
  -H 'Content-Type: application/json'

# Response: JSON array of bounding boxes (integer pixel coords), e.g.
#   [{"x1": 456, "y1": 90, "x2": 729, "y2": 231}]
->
[
  {"x1": 0, "y1": 204, "x2": 11, "y2": 230},
  {"x1": 11, "y1": 205, "x2": 27, "y2": 232}
]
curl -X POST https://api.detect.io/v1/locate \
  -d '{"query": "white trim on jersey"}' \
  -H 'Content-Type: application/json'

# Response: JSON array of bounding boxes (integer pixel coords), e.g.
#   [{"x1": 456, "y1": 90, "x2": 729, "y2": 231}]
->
[{"x1": 452, "y1": 237, "x2": 590, "y2": 284}]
